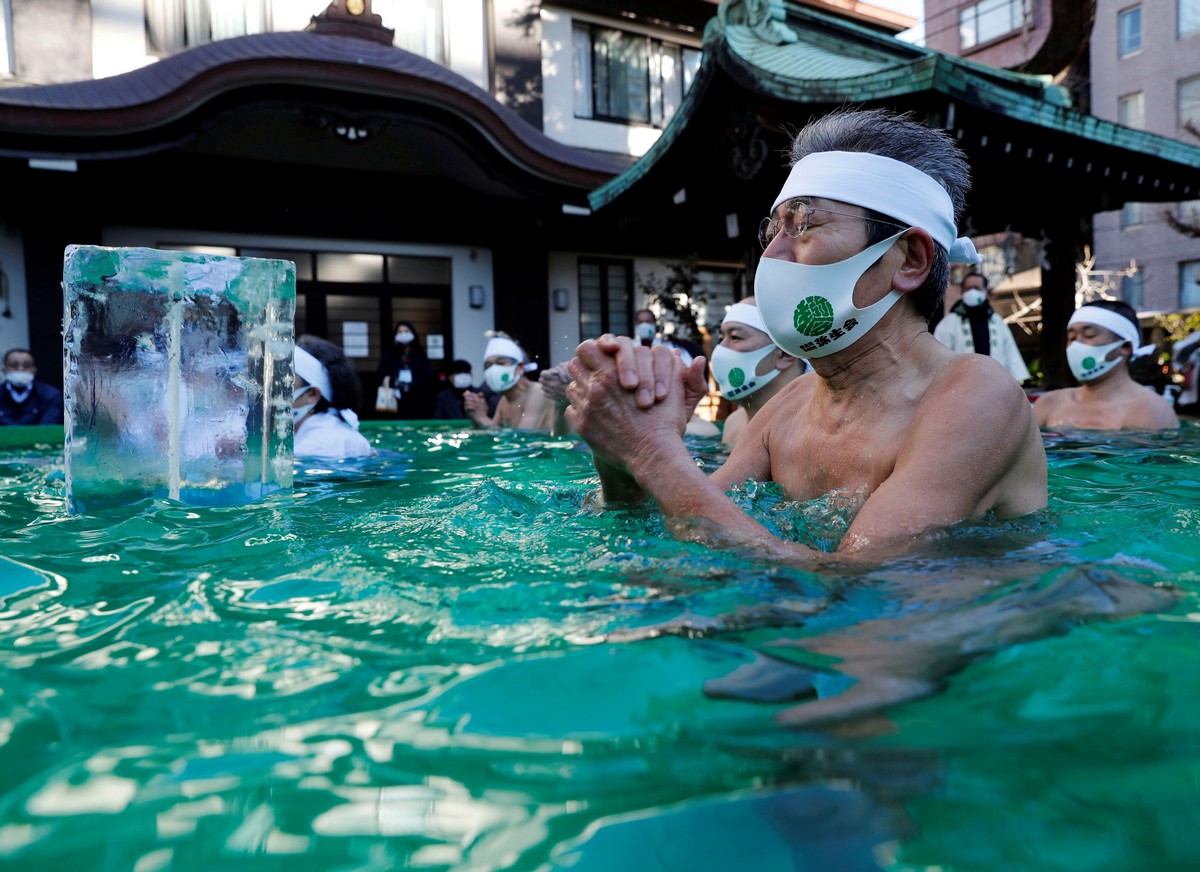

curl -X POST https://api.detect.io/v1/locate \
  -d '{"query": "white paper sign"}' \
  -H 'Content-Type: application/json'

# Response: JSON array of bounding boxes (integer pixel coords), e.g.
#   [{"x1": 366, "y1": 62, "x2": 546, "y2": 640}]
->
[
  {"x1": 342, "y1": 321, "x2": 369, "y2": 358},
  {"x1": 426, "y1": 333, "x2": 445, "y2": 360}
]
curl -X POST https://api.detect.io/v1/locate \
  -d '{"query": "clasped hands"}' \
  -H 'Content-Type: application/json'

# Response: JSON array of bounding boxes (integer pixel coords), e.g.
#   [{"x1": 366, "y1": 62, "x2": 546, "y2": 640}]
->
[{"x1": 563, "y1": 334, "x2": 708, "y2": 474}]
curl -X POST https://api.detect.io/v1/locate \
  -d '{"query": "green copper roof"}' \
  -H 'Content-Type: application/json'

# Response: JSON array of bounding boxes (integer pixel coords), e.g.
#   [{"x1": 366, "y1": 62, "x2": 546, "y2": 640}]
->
[{"x1": 591, "y1": 0, "x2": 1200, "y2": 210}]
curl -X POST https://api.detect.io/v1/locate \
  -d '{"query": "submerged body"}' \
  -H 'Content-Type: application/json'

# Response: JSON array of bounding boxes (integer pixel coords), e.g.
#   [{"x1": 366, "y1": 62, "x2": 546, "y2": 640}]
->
[{"x1": 1034, "y1": 383, "x2": 1179, "y2": 431}]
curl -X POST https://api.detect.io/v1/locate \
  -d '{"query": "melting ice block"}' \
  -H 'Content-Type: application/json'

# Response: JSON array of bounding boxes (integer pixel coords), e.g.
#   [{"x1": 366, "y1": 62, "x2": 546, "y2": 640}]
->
[{"x1": 63, "y1": 246, "x2": 296, "y2": 511}]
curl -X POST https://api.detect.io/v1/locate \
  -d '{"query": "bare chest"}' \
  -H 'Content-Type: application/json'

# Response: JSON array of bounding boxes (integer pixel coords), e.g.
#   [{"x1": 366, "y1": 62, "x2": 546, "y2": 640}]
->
[
  {"x1": 1042, "y1": 390, "x2": 1135, "y2": 430},
  {"x1": 766, "y1": 410, "x2": 908, "y2": 501},
  {"x1": 499, "y1": 389, "x2": 553, "y2": 430}
]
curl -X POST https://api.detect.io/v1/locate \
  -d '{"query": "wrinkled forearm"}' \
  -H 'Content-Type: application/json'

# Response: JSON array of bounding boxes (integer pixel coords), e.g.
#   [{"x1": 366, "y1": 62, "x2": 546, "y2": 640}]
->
[{"x1": 623, "y1": 436, "x2": 833, "y2": 566}]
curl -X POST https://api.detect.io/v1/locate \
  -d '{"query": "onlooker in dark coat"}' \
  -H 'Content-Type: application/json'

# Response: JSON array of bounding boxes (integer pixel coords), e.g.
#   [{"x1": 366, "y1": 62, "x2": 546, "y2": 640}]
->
[
  {"x1": 434, "y1": 359, "x2": 499, "y2": 420},
  {"x1": 0, "y1": 348, "x2": 64, "y2": 426},
  {"x1": 376, "y1": 321, "x2": 436, "y2": 420}
]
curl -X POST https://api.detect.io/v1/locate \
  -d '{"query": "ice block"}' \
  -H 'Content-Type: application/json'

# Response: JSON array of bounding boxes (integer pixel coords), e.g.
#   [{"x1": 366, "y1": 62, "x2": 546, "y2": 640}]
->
[{"x1": 62, "y1": 246, "x2": 296, "y2": 511}]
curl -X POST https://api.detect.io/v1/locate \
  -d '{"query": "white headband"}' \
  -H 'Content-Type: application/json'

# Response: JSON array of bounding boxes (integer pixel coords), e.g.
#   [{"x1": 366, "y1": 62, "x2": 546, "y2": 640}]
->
[
  {"x1": 485, "y1": 336, "x2": 525, "y2": 363},
  {"x1": 1068, "y1": 306, "x2": 1156, "y2": 359},
  {"x1": 294, "y1": 345, "x2": 333, "y2": 403},
  {"x1": 772, "y1": 151, "x2": 981, "y2": 265},
  {"x1": 721, "y1": 303, "x2": 768, "y2": 334}
]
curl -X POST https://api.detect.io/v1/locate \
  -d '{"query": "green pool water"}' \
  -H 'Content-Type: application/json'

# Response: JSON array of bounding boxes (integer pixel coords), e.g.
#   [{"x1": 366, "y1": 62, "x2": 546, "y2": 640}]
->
[{"x1": 0, "y1": 421, "x2": 1198, "y2": 871}]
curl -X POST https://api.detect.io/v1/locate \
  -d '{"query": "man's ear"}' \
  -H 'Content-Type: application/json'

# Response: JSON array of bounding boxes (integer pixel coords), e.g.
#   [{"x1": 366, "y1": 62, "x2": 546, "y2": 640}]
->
[
  {"x1": 892, "y1": 228, "x2": 935, "y2": 293},
  {"x1": 775, "y1": 351, "x2": 799, "y2": 372}
]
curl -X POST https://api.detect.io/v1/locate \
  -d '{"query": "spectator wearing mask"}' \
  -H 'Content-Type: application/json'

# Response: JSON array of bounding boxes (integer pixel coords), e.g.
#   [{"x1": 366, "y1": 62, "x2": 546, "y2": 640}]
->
[
  {"x1": 0, "y1": 348, "x2": 64, "y2": 426},
  {"x1": 434, "y1": 359, "x2": 498, "y2": 420},
  {"x1": 633, "y1": 308, "x2": 704, "y2": 367},
  {"x1": 377, "y1": 320, "x2": 435, "y2": 420},
  {"x1": 933, "y1": 271, "x2": 1030, "y2": 384}
]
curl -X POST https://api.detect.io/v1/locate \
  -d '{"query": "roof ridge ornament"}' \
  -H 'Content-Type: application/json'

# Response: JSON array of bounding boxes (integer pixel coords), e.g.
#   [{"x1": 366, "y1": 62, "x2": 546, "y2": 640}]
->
[
  {"x1": 306, "y1": 0, "x2": 396, "y2": 45},
  {"x1": 719, "y1": 0, "x2": 799, "y2": 45}
]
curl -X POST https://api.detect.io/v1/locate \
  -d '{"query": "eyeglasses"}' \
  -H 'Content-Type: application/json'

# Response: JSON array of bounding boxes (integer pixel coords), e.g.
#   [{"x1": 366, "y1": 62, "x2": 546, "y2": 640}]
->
[{"x1": 757, "y1": 199, "x2": 907, "y2": 249}]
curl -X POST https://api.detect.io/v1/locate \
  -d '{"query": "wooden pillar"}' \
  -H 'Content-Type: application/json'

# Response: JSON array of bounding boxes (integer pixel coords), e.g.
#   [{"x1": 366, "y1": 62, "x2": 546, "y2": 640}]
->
[{"x1": 1037, "y1": 213, "x2": 1092, "y2": 390}]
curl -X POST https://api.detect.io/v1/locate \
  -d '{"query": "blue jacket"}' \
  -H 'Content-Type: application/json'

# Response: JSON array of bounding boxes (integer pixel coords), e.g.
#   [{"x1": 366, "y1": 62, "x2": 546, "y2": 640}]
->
[{"x1": 0, "y1": 380, "x2": 64, "y2": 426}]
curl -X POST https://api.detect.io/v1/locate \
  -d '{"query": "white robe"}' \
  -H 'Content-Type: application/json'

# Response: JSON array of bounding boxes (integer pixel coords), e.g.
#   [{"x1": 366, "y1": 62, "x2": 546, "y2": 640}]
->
[
  {"x1": 933, "y1": 309, "x2": 1031, "y2": 383},
  {"x1": 294, "y1": 410, "x2": 373, "y2": 459}
]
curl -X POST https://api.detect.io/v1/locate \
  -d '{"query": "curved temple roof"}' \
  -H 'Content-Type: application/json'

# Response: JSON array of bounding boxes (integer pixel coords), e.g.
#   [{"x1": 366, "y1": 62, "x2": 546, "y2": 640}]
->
[
  {"x1": 590, "y1": 0, "x2": 1200, "y2": 223},
  {"x1": 0, "y1": 30, "x2": 620, "y2": 202}
]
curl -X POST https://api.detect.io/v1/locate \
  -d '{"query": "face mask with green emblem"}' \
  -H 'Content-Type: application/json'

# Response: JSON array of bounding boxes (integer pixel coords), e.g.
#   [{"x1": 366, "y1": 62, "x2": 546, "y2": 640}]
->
[
  {"x1": 710, "y1": 342, "x2": 782, "y2": 401},
  {"x1": 755, "y1": 232, "x2": 904, "y2": 360}
]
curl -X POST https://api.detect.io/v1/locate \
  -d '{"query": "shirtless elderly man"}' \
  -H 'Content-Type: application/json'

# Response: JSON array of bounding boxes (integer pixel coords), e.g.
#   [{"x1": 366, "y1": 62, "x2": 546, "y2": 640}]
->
[
  {"x1": 1034, "y1": 299, "x2": 1179, "y2": 431},
  {"x1": 465, "y1": 333, "x2": 568, "y2": 434},
  {"x1": 567, "y1": 108, "x2": 1048, "y2": 565}
]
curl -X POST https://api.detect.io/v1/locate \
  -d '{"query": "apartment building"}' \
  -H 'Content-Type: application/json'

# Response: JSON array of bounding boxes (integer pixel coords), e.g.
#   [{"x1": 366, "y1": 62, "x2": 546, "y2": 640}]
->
[
  {"x1": 924, "y1": 0, "x2": 1200, "y2": 319},
  {"x1": 1091, "y1": 0, "x2": 1200, "y2": 314}
]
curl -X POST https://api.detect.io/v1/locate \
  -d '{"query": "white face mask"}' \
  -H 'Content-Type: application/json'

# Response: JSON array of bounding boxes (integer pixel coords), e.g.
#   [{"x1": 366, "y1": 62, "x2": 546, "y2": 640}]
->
[
  {"x1": 634, "y1": 323, "x2": 657, "y2": 342},
  {"x1": 395, "y1": 331, "x2": 414, "y2": 345},
  {"x1": 755, "y1": 232, "x2": 904, "y2": 359},
  {"x1": 293, "y1": 385, "x2": 319, "y2": 425},
  {"x1": 5, "y1": 370, "x2": 34, "y2": 389},
  {"x1": 484, "y1": 362, "x2": 521, "y2": 393},
  {"x1": 710, "y1": 342, "x2": 782, "y2": 401},
  {"x1": 451, "y1": 373, "x2": 472, "y2": 389},
  {"x1": 961, "y1": 288, "x2": 987, "y2": 308},
  {"x1": 1066, "y1": 339, "x2": 1125, "y2": 383}
]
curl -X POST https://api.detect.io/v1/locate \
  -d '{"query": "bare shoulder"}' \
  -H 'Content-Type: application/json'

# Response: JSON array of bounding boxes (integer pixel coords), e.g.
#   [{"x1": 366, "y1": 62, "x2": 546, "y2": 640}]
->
[
  {"x1": 721, "y1": 406, "x2": 748, "y2": 448},
  {"x1": 914, "y1": 353, "x2": 1046, "y2": 515},
  {"x1": 916, "y1": 353, "x2": 1042, "y2": 464},
  {"x1": 1127, "y1": 388, "x2": 1180, "y2": 429},
  {"x1": 1031, "y1": 386, "x2": 1071, "y2": 423},
  {"x1": 928, "y1": 352, "x2": 1029, "y2": 412}
]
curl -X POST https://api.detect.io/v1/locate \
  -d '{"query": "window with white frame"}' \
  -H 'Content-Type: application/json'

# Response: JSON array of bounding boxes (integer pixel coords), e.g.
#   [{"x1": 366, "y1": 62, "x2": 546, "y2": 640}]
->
[
  {"x1": 572, "y1": 22, "x2": 701, "y2": 128},
  {"x1": 1118, "y1": 91, "x2": 1145, "y2": 128},
  {"x1": 1182, "y1": 260, "x2": 1200, "y2": 308},
  {"x1": 1180, "y1": 75, "x2": 1200, "y2": 134},
  {"x1": 959, "y1": 0, "x2": 1028, "y2": 51},
  {"x1": 1121, "y1": 202, "x2": 1145, "y2": 227},
  {"x1": 578, "y1": 258, "x2": 633, "y2": 340},
  {"x1": 146, "y1": 0, "x2": 271, "y2": 53},
  {"x1": 1181, "y1": 0, "x2": 1200, "y2": 37},
  {"x1": 1118, "y1": 5, "x2": 1142, "y2": 57}
]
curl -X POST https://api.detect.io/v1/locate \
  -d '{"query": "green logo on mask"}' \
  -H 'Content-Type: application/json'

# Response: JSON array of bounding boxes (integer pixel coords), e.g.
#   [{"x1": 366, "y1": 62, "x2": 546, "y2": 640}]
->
[
  {"x1": 729, "y1": 367, "x2": 746, "y2": 388},
  {"x1": 1082, "y1": 356, "x2": 1096, "y2": 370},
  {"x1": 501, "y1": 372, "x2": 511, "y2": 383},
  {"x1": 793, "y1": 296, "x2": 835, "y2": 336}
]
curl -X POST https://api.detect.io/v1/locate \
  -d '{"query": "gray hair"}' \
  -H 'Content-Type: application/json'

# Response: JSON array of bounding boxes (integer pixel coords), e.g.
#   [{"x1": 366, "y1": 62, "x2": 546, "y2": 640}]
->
[{"x1": 789, "y1": 108, "x2": 972, "y2": 325}]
